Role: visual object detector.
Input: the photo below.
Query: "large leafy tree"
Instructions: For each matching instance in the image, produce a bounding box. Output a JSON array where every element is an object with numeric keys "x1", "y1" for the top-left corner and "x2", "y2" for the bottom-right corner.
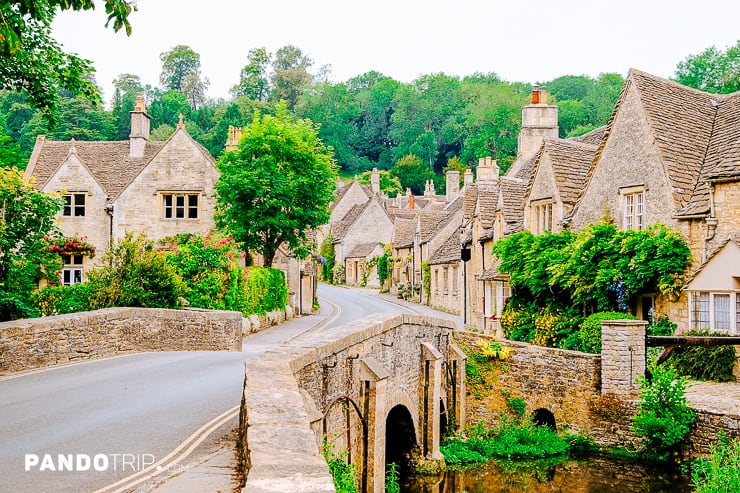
[
  {"x1": 159, "y1": 45, "x2": 209, "y2": 108},
  {"x1": 215, "y1": 104, "x2": 337, "y2": 267},
  {"x1": 674, "y1": 41, "x2": 740, "y2": 94},
  {"x1": 270, "y1": 45, "x2": 313, "y2": 110},
  {"x1": 390, "y1": 154, "x2": 434, "y2": 195},
  {"x1": 0, "y1": 1, "x2": 136, "y2": 123},
  {"x1": 0, "y1": 167, "x2": 63, "y2": 320},
  {"x1": 233, "y1": 47, "x2": 271, "y2": 101}
]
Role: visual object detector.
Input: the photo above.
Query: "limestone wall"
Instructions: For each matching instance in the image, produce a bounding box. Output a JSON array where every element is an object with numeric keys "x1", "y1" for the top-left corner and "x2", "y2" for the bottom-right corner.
[{"x1": 0, "y1": 307, "x2": 242, "y2": 374}]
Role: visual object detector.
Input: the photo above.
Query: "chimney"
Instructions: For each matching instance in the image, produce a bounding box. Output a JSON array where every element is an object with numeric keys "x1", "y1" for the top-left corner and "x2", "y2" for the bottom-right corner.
[
  {"x1": 463, "y1": 168, "x2": 474, "y2": 188},
  {"x1": 225, "y1": 125, "x2": 243, "y2": 152},
  {"x1": 476, "y1": 157, "x2": 500, "y2": 184},
  {"x1": 371, "y1": 167, "x2": 380, "y2": 194},
  {"x1": 446, "y1": 170, "x2": 460, "y2": 202},
  {"x1": 409, "y1": 194, "x2": 415, "y2": 210},
  {"x1": 424, "y1": 179, "x2": 436, "y2": 198},
  {"x1": 129, "y1": 93, "x2": 151, "y2": 158},
  {"x1": 531, "y1": 85, "x2": 540, "y2": 104}
]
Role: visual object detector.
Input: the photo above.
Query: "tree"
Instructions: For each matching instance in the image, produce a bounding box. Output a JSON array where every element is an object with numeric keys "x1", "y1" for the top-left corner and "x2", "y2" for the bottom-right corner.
[
  {"x1": 270, "y1": 45, "x2": 313, "y2": 110},
  {"x1": 159, "y1": 45, "x2": 209, "y2": 108},
  {"x1": 0, "y1": 167, "x2": 63, "y2": 320},
  {"x1": 215, "y1": 104, "x2": 337, "y2": 267},
  {"x1": 390, "y1": 154, "x2": 434, "y2": 195},
  {"x1": 674, "y1": 41, "x2": 740, "y2": 94},
  {"x1": 233, "y1": 47, "x2": 271, "y2": 101},
  {"x1": 111, "y1": 73, "x2": 142, "y2": 139},
  {"x1": 0, "y1": 1, "x2": 136, "y2": 123}
]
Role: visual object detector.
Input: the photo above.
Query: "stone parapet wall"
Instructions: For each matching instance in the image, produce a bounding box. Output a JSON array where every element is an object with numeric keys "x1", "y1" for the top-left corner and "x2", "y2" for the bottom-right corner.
[{"x1": 0, "y1": 307, "x2": 242, "y2": 374}]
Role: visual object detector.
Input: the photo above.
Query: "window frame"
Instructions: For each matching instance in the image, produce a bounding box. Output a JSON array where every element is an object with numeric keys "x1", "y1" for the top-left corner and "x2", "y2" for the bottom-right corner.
[
  {"x1": 61, "y1": 254, "x2": 84, "y2": 286},
  {"x1": 689, "y1": 291, "x2": 739, "y2": 334},
  {"x1": 161, "y1": 192, "x2": 200, "y2": 220},
  {"x1": 531, "y1": 199, "x2": 554, "y2": 234},
  {"x1": 620, "y1": 185, "x2": 646, "y2": 231},
  {"x1": 62, "y1": 193, "x2": 86, "y2": 217}
]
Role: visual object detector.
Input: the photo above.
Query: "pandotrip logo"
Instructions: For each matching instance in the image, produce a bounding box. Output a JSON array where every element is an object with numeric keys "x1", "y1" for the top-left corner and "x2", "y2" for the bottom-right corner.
[{"x1": 25, "y1": 453, "x2": 156, "y2": 472}]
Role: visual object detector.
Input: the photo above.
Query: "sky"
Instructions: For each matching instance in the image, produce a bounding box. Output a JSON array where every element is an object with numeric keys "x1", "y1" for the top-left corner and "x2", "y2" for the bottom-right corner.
[{"x1": 52, "y1": 0, "x2": 740, "y2": 107}]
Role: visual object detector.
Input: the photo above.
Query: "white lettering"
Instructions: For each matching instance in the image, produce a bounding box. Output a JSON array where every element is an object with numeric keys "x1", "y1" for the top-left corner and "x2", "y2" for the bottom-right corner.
[
  {"x1": 76, "y1": 454, "x2": 90, "y2": 471},
  {"x1": 39, "y1": 455, "x2": 55, "y2": 471},
  {"x1": 93, "y1": 454, "x2": 108, "y2": 472},
  {"x1": 24, "y1": 454, "x2": 39, "y2": 471},
  {"x1": 141, "y1": 454, "x2": 155, "y2": 469},
  {"x1": 122, "y1": 454, "x2": 135, "y2": 471},
  {"x1": 57, "y1": 454, "x2": 73, "y2": 471}
]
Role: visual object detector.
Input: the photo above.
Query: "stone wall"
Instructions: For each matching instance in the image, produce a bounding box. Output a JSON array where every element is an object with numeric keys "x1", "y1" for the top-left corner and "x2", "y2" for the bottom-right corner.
[
  {"x1": 0, "y1": 307, "x2": 242, "y2": 374},
  {"x1": 240, "y1": 313, "x2": 462, "y2": 493}
]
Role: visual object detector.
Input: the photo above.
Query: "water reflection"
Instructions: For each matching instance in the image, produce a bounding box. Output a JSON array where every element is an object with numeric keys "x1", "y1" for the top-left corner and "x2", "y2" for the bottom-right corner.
[{"x1": 401, "y1": 455, "x2": 693, "y2": 493}]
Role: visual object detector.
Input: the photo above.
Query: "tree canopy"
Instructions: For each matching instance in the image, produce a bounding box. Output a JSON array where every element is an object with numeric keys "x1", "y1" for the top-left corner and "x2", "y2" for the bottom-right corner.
[
  {"x1": 674, "y1": 41, "x2": 740, "y2": 94},
  {"x1": 0, "y1": 0, "x2": 136, "y2": 123},
  {"x1": 215, "y1": 104, "x2": 337, "y2": 266}
]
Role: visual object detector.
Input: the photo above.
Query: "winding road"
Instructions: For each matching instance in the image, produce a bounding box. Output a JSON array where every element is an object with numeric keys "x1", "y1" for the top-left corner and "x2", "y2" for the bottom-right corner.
[{"x1": 0, "y1": 284, "x2": 419, "y2": 493}]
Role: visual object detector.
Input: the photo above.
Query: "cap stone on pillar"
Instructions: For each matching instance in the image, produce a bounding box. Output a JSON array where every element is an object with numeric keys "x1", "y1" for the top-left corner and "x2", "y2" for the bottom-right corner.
[{"x1": 476, "y1": 157, "x2": 500, "y2": 184}]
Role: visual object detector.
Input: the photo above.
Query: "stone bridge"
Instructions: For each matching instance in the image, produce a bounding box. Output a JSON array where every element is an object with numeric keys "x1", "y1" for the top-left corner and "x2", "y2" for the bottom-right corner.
[{"x1": 238, "y1": 313, "x2": 465, "y2": 493}]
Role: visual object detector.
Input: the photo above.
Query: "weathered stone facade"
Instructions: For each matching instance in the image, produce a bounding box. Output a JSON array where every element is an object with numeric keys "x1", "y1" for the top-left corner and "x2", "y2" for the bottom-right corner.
[
  {"x1": 239, "y1": 313, "x2": 464, "y2": 493},
  {"x1": 0, "y1": 307, "x2": 242, "y2": 374}
]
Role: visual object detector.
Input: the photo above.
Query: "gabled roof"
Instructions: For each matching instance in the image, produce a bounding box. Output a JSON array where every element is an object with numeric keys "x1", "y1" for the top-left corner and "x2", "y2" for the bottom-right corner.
[
  {"x1": 392, "y1": 218, "x2": 416, "y2": 248},
  {"x1": 684, "y1": 232, "x2": 740, "y2": 286},
  {"x1": 542, "y1": 139, "x2": 598, "y2": 205},
  {"x1": 568, "y1": 125, "x2": 607, "y2": 146},
  {"x1": 429, "y1": 228, "x2": 461, "y2": 265},
  {"x1": 27, "y1": 138, "x2": 166, "y2": 199},
  {"x1": 500, "y1": 177, "x2": 528, "y2": 234},
  {"x1": 419, "y1": 196, "x2": 464, "y2": 244},
  {"x1": 703, "y1": 95, "x2": 740, "y2": 182},
  {"x1": 463, "y1": 184, "x2": 478, "y2": 221},
  {"x1": 332, "y1": 202, "x2": 367, "y2": 241},
  {"x1": 346, "y1": 242, "x2": 380, "y2": 259}
]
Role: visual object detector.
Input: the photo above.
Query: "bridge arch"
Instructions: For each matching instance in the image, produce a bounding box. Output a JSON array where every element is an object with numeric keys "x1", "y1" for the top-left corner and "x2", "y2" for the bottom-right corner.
[
  {"x1": 532, "y1": 408, "x2": 557, "y2": 430},
  {"x1": 385, "y1": 404, "x2": 417, "y2": 469}
]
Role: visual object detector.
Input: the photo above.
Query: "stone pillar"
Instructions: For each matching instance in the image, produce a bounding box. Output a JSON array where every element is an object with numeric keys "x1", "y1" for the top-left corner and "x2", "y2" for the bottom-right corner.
[
  {"x1": 448, "y1": 344, "x2": 467, "y2": 432},
  {"x1": 371, "y1": 167, "x2": 380, "y2": 194},
  {"x1": 360, "y1": 357, "x2": 389, "y2": 493},
  {"x1": 420, "y1": 342, "x2": 444, "y2": 460},
  {"x1": 601, "y1": 319, "x2": 647, "y2": 398}
]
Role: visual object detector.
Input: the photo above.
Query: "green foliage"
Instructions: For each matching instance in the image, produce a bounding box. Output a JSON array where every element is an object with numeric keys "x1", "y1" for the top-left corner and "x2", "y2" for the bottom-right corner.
[
  {"x1": 499, "y1": 302, "x2": 582, "y2": 349},
  {"x1": 670, "y1": 330, "x2": 737, "y2": 383},
  {"x1": 356, "y1": 169, "x2": 403, "y2": 196},
  {"x1": 499, "y1": 303, "x2": 538, "y2": 342},
  {"x1": 506, "y1": 398, "x2": 527, "y2": 417},
  {"x1": 32, "y1": 283, "x2": 94, "y2": 316},
  {"x1": 441, "y1": 418, "x2": 569, "y2": 466},
  {"x1": 648, "y1": 316, "x2": 677, "y2": 336},
  {"x1": 242, "y1": 267, "x2": 288, "y2": 315},
  {"x1": 321, "y1": 440, "x2": 359, "y2": 493},
  {"x1": 319, "y1": 235, "x2": 336, "y2": 283},
  {"x1": 376, "y1": 245, "x2": 391, "y2": 290},
  {"x1": 390, "y1": 154, "x2": 434, "y2": 195},
  {"x1": 675, "y1": 41, "x2": 740, "y2": 94},
  {"x1": 0, "y1": 167, "x2": 63, "y2": 321},
  {"x1": 493, "y1": 224, "x2": 692, "y2": 315},
  {"x1": 691, "y1": 433, "x2": 740, "y2": 493},
  {"x1": 579, "y1": 311, "x2": 636, "y2": 354},
  {"x1": 0, "y1": 1, "x2": 135, "y2": 123},
  {"x1": 215, "y1": 103, "x2": 337, "y2": 266},
  {"x1": 421, "y1": 260, "x2": 431, "y2": 300},
  {"x1": 385, "y1": 462, "x2": 401, "y2": 493},
  {"x1": 85, "y1": 233, "x2": 184, "y2": 310},
  {"x1": 633, "y1": 364, "x2": 697, "y2": 461}
]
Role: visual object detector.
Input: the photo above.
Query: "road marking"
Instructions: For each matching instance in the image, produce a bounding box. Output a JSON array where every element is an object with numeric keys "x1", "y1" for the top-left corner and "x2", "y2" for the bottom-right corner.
[
  {"x1": 284, "y1": 295, "x2": 342, "y2": 343},
  {"x1": 93, "y1": 405, "x2": 239, "y2": 493}
]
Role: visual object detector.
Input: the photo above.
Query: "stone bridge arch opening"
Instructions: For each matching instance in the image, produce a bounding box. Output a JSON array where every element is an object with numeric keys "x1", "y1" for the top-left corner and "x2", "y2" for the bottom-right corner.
[
  {"x1": 385, "y1": 404, "x2": 417, "y2": 471},
  {"x1": 532, "y1": 408, "x2": 556, "y2": 430},
  {"x1": 439, "y1": 399, "x2": 449, "y2": 438}
]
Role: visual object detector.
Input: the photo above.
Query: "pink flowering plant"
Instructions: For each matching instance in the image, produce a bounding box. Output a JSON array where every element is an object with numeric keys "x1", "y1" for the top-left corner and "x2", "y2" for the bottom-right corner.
[{"x1": 47, "y1": 235, "x2": 96, "y2": 258}]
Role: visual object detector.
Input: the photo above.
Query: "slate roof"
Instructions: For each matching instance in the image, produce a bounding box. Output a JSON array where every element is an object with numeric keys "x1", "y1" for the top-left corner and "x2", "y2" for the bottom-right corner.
[
  {"x1": 569, "y1": 126, "x2": 607, "y2": 146},
  {"x1": 463, "y1": 184, "x2": 478, "y2": 221},
  {"x1": 418, "y1": 197, "x2": 463, "y2": 244},
  {"x1": 27, "y1": 138, "x2": 167, "y2": 200},
  {"x1": 703, "y1": 94, "x2": 740, "y2": 182},
  {"x1": 500, "y1": 177, "x2": 529, "y2": 234},
  {"x1": 332, "y1": 201, "x2": 368, "y2": 241},
  {"x1": 392, "y1": 218, "x2": 417, "y2": 248},
  {"x1": 477, "y1": 183, "x2": 499, "y2": 230},
  {"x1": 332, "y1": 181, "x2": 374, "y2": 211},
  {"x1": 346, "y1": 242, "x2": 379, "y2": 259},
  {"x1": 429, "y1": 228, "x2": 461, "y2": 265},
  {"x1": 543, "y1": 139, "x2": 598, "y2": 205}
]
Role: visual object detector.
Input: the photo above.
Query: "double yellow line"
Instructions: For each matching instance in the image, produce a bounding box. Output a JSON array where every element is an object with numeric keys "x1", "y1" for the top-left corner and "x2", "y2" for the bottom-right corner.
[{"x1": 93, "y1": 405, "x2": 239, "y2": 493}]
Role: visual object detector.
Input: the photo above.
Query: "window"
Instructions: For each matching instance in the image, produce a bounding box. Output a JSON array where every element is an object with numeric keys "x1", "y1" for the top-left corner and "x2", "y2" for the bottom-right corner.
[
  {"x1": 61, "y1": 254, "x2": 84, "y2": 286},
  {"x1": 163, "y1": 193, "x2": 199, "y2": 219},
  {"x1": 690, "y1": 291, "x2": 739, "y2": 334},
  {"x1": 62, "y1": 194, "x2": 86, "y2": 217},
  {"x1": 532, "y1": 201, "x2": 553, "y2": 234},
  {"x1": 624, "y1": 190, "x2": 645, "y2": 230}
]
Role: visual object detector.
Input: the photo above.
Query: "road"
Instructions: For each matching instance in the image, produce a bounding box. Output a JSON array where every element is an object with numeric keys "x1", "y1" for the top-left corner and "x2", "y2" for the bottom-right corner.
[{"x1": 0, "y1": 284, "x2": 413, "y2": 493}]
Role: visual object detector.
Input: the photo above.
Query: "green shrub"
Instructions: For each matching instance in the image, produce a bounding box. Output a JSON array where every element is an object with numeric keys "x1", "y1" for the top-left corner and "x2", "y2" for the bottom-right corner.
[
  {"x1": 691, "y1": 433, "x2": 740, "y2": 493},
  {"x1": 385, "y1": 462, "x2": 401, "y2": 493},
  {"x1": 579, "y1": 311, "x2": 636, "y2": 353},
  {"x1": 506, "y1": 398, "x2": 527, "y2": 417},
  {"x1": 633, "y1": 364, "x2": 696, "y2": 461},
  {"x1": 321, "y1": 440, "x2": 359, "y2": 493},
  {"x1": 32, "y1": 284, "x2": 94, "y2": 315},
  {"x1": 500, "y1": 304, "x2": 537, "y2": 342},
  {"x1": 670, "y1": 329, "x2": 737, "y2": 382},
  {"x1": 648, "y1": 316, "x2": 677, "y2": 336},
  {"x1": 532, "y1": 308, "x2": 583, "y2": 348},
  {"x1": 242, "y1": 267, "x2": 288, "y2": 315}
]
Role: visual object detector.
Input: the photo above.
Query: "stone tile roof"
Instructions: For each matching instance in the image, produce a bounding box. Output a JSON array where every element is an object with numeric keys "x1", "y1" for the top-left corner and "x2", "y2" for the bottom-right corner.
[
  {"x1": 703, "y1": 94, "x2": 740, "y2": 182},
  {"x1": 477, "y1": 183, "x2": 499, "y2": 230},
  {"x1": 568, "y1": 125, "x2": 607, "y2": 146},
  {"x1": 544, "y1": 139, "x2": 598, "y2": 205},
  {"x1": 27, "y1": 138, "x2": 166, "y2": 199},
  {"x1": 346, "y1": 242, "x2": 379, "y2": 259},
  {"x1": 429, "y1": 228, "x2": 461, "y2": 265},
  {"x1": 392, "y1": 218, "x2": 417, "y2": 248},
  {"x1": 500, "y1": 177, "x2": 528, "y2": 234},
  {"x1": 332, "y1": 201, "x2": 369, "y2": 241},
  {"x1": 463, "y1": 184, "x2": 478, "y2": 221},
  {"x1": 418, "y1": 196, "x2": 463, "y2": 244}
]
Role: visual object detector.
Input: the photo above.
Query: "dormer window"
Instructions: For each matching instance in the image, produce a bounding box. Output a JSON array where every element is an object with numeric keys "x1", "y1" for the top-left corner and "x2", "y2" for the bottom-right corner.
[
  {"x1": 531, "y1": 199, "x2": 553, "y2": 234},
  {"x1": 162, "y1": 193, "x2": 199, "y2": 219},
  {"x1": 62, "y1": 193, "x2": 86, "y2": 217}
]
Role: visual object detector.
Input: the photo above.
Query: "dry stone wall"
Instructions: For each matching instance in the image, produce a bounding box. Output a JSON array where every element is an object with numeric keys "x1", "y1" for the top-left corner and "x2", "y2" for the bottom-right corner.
[{"x1": 0, "y1": 307, "x2": 242, "y2": 374}]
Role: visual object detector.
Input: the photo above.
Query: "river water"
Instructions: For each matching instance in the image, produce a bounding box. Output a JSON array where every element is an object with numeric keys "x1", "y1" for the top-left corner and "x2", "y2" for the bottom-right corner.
[{"x1": 401, "y1": 455, "x2": 694, "y2": 493}]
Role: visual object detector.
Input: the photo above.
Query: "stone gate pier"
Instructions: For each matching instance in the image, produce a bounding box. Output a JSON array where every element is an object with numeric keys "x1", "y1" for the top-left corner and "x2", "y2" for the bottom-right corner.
[{"x1": 238, "y1": 313, "x2": 465, "y2": 493}]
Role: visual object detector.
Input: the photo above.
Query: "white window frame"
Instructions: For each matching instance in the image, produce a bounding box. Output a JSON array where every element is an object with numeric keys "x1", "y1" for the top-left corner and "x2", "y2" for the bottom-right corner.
[
  {"x1": 62, "y1": 193, "x2": 86, "y2": 217},
  {"x1": 162, "y1": 192, "x2": 200, "y2": 219},
  {"x1": 620, "y1": 185, "x2": 645, "y2": 231},
  {"x1": 531, "y1": 199, "x2": 554, "y2": 234},
  {"x1": 689, "y1": 291, "x2": 739, "y2": 334},
  {"x1": 61, "y1": 254, "x2": 84, "y2": 286}
]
